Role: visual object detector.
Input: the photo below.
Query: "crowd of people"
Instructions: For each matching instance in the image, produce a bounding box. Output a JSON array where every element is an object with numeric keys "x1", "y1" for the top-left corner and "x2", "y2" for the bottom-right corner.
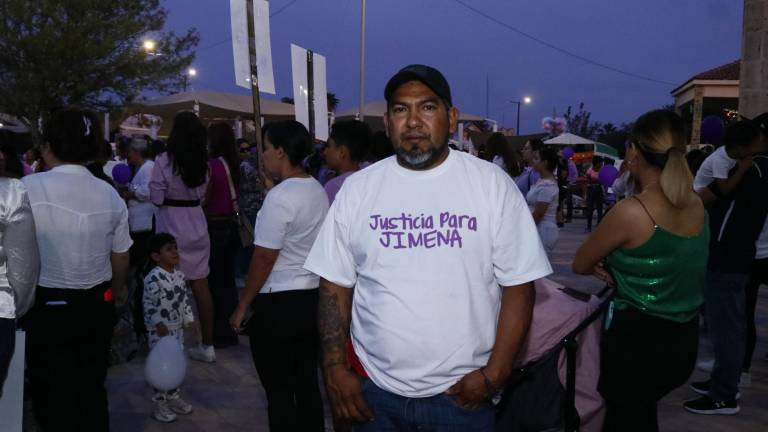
[{"x1": 0, "y1": 63, "x2": 766, "y2": 432}]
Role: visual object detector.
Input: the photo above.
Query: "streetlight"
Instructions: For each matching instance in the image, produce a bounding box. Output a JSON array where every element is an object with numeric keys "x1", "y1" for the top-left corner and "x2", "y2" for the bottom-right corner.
[
  {"x1": 183, "y1": 67, "x2": 197, "y2": 92},
  {"x1": 509, "y1": 97, "x2": 533, "y2": 135},
  {"x1": 142, "y1": 39, "x2": 156, "y2": 53}
]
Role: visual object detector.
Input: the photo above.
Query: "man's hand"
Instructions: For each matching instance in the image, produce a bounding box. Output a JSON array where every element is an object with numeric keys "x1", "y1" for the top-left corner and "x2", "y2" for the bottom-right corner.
[
  {"x1": 445, "y1": 369, "x2": 492, "y2": 410},
  {"x1": 325, "y1": 366, "x2": 374, "y2": 422},
  {"x1": 156, "y1": 322, "x2": 169, "y2": 337},
  {"x1": 737, "y1": 156, "x2": 754, "y2": 173},
  {"x1": 229, "y1": 304, "x2": 248, "y2": 332}
]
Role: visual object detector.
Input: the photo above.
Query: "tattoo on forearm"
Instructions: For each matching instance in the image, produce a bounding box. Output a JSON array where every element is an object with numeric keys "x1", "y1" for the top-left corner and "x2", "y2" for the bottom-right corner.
[{"x1": 318, "y1": 287, "x2": 349, "y2": 368}]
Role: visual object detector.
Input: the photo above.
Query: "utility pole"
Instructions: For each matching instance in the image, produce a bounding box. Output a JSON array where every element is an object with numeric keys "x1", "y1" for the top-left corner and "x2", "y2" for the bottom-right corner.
[
  {"x1": 246, "y1": 0, "x2": 266, "y2": 177},
  {"x1": 359, "y1": 0, "x2": 366, "y2": 121}
]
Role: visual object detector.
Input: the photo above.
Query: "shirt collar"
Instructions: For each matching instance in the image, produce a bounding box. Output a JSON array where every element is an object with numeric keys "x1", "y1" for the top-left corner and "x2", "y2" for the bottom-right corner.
[{"x1": 50, "y1": 164, "x2": 92, "y2": 175}]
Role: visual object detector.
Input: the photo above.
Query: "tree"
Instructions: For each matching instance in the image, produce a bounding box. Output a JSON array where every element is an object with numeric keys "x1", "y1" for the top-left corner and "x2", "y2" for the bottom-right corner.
[
  {"x1": 563, "y1": 102, "x2": 600, "y2": 139},
  {"x1": 0, "y1": 0, "x2": 199, "y2": 139}
]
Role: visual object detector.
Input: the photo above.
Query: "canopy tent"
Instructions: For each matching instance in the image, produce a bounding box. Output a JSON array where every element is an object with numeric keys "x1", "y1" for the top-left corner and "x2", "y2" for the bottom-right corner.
[
  {"x1": 593, "y1": 142, "x2": 620, "y2": 160},
  {"x1": 131, "y1": 90, "x2": 296, "y2": 135},
  {"x1": 335, "y1": 100, "x2": 485, "y2": 131},
  {"x1": 543, "y1": 133, "x2": 595, "y2": 146}
]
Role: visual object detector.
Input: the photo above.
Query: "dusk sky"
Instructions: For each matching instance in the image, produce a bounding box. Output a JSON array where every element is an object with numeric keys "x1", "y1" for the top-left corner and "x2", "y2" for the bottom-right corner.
[{"x1": 163, "y1": 0, "x2": 743, "y2": 133}]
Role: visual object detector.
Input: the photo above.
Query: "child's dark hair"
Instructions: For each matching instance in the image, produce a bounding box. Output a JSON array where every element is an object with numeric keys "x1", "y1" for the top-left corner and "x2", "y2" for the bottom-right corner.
[
  {"x1": 148, "y1": 233, "x2": 176, "y2": 256},
  {"x1": 723, "y1": 120, "x2": 762, "y2": 151},
  {"x1": 330, "y1": 120, "x2": 372, "y2": 162}
]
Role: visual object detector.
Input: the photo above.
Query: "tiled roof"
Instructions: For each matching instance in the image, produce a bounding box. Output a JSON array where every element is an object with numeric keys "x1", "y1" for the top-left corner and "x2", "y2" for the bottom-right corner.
[
  {"x1": 671, "y1": 61, "x2": 740, "y2": 95},
  {"x1": 691, "y1": 60, "x2": 740, "y2": 81}
]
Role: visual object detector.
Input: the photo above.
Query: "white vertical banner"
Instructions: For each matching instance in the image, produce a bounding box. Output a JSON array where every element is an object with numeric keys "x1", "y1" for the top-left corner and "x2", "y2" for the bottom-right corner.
[
  {"x1": 291, "y1": 44, "x2": 310, "y2": 131},
  {"x1": 312, "y1": 53, "x2": 329, "y2": 141},
  {"x1": 252, "y1": 0, "x2": 276, "y2": 94},
  {"x1": 230, "y1": 0, "x2": 250, "y2": 89}
]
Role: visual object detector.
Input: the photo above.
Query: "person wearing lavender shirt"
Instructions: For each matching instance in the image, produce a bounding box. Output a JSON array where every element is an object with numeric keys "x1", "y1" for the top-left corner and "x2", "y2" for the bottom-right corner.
[
  {"x1": 323, "y1": 120, "x2": 372, "y2": 203},
  {"x1": 149, "y1": 112, "x2": 216, "y2": 363},
  {"x1": 516, "y1": 139, "x2": 543, "y2": 196}
]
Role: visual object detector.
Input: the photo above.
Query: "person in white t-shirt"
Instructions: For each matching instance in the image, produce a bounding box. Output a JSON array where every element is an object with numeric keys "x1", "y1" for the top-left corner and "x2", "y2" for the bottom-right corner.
[
  {"x1": 527, "y1": 146, "x2": 560, "y2": 255},
  {"x1": 693, "y1": 123, "x2": 758, "y2": 205},
  {"x1": 22, "y1": 108, "x2": 132, "y2": 431},
  {"x1": 229, "y1": 121, "x2": 329, "y2": 432},
  {"x1": 304, "y1": 65, "x2": 551, "y2": 431}
]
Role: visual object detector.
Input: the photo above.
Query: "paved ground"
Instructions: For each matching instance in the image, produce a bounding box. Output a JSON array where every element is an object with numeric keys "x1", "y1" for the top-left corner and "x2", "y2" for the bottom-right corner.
[{"x1": 99, "y1": 219, "x2": 767, "y2": 431}]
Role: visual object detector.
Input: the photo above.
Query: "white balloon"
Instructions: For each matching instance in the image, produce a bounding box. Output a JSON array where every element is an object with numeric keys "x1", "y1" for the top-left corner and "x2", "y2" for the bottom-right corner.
[{"x1": 144, "y1": 336, "x2": 187, "y2": 391}]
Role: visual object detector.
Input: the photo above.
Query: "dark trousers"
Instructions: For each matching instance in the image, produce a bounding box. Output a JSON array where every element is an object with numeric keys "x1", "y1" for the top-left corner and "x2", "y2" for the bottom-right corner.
[
  {"x1": 129, "y1": 230, "x2": 153, "y2": 339},
  {"x1": 0, "y1": 317, "x2": 14, "y2": 398},
  {"x1": 559, "y1": 185, "x2": 574, "y2": 221},
  {"x1": 744, "y1": 258, "x2": 767, "y2": 371},
  {"x1": 207, "y1": 218, "x2": 239, "y2": 347},
  {"x1": 248, "y1": 289, "x2": 324, "y2": 432},
  {"x1": 25, "y1": 282, "x2": 116, "y2": 431},
  {"x1": 585, "y1": 185, "x2": 604, "y2": 230},
  {"x1": 704, "y1": 270, "x2": 748, "y2": 401},
  {"x1": 599, "y1": 308, "x2": 698, "y2": 432}
]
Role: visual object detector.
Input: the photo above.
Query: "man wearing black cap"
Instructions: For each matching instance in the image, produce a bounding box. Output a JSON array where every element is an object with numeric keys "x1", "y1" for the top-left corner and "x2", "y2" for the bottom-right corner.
[{"x1": 305, "y1": 65, "x2": 551, "y2": 430}]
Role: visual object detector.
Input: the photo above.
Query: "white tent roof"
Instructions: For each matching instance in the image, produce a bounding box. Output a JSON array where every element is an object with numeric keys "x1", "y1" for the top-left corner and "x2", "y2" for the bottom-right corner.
[
  {"x1": 544, "y1": 133, "x2": 595, "y2": 145},
  {"x1": 135, "y1": 90, "x2": 296, "y2": 119},
  {"x1": 336, "y1": 100, "x2": 484, "y2": 122}
]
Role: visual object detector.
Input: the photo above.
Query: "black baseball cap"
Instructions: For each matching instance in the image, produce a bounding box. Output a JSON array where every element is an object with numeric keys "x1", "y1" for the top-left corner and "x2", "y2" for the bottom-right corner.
[{"x1": 384, "y1": 65, "x2": 452, "y2": 107}]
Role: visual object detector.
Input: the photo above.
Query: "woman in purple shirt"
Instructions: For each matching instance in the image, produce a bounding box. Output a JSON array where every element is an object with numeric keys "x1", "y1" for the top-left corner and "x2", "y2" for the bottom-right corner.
[
  {"x1": 323, "y1": 120, "x2": 372, "y2": 203},
  {"x1": 204, "y1": 122, "x2": 241, "y2": 348},
  {"x1": 149, "y1": 112, "x2": 215, "y2": 362}
]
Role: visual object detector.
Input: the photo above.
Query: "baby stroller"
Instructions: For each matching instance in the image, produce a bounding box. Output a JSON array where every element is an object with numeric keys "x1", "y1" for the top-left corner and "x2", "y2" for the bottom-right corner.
[{"x1": 496, "y1": 278, "x2": 613, "y2": 432}]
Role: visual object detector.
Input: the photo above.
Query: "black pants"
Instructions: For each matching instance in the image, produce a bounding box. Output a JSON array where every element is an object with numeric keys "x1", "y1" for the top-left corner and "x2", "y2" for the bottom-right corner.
[
  {"x1": 248, "y1": 289, "x2": 324, "y2": 432},
  {"x1": 25, "y1": 282, "x2": 116, "y2": 431},
  {"x1": 599, "y1": 308, "x2": 698, "y2": 432},
  {"x1": 559, "y1": 185, "x2": 573, "y2": 221},
  {"x1": 585, "y1": 185, "x2": 604, "y2": 230},
  {"x1": 129, "y1": 230, "x2": 153, "y2": 339},
  {"x1": 744, "y1": 257, "x2": 768, "y2": 370},
  {"x1": 0, "y1": 317, "x2": 14, "y2": 398},
  {"x1": 207, "y1": 218, "x2": 239, "y2": 347}
]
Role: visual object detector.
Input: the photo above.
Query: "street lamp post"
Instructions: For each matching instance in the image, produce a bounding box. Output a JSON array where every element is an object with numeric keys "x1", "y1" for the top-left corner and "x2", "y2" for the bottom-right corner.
[
  {"x1": 509, "y1": 96, "x2": 532, "y2": 135},
  {"x1": 183, "y1": 67, "x2": 197, "y2": 92}
]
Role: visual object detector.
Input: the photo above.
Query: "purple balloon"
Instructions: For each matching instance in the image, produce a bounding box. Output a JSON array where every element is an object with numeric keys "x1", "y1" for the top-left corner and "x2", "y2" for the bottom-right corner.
[
  {"x1": 598, "y1": 165, "x2": 619, "y2": 188},
  {"x1": 112, "y1": 163, "x2": 132, "y2": 185},
  {"x1": 701, "y1": 116, "x2": 725, "y2": 144},
  {"x1": 563, "y1": 146, "x2": 575, "y2": 159}
]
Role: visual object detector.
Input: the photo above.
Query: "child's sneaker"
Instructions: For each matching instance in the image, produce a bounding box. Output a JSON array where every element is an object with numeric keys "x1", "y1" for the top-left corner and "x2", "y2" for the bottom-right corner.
[
  {"x1": 152, "y1": 397, "x2": 178, "y2": 423},
  {"x1": 167, "y1": 391, "x2": 193, "y2": 415},
  {"x1": 187, "y1": 344, "x2": 215, "y2": 363}
]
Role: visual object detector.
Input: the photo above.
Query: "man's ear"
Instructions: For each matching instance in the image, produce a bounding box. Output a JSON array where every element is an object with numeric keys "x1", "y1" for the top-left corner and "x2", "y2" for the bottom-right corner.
[
  {"x1": 383, "y1": 112, "x2": 391, "y2": 138},
  {"x1": 448, "y1": 106, "x2": 459, "y2": 134}
]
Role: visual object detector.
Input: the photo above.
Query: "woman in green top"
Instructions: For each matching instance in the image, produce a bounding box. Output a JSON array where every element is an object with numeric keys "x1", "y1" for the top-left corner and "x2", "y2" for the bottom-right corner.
[{"x1": 573, "y1": 110, "x2": 708, "y2": 432}]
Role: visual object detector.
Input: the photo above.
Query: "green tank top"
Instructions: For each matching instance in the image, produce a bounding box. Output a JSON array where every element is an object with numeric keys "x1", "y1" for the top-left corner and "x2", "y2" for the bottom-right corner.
[{"x1": 605, "y1": 198, "x2": 709, "y2": 323}]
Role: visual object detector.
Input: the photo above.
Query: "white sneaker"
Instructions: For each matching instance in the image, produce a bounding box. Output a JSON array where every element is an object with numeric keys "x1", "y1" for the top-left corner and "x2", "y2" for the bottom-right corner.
[
  {"x1": 153, "y1": 398, "x2": 177, "y2": 423},
  {"x1": 187, "y1": 344, "x2": 216, "y2": 363},
  {"x1": 697, "y1": 359, "x2": 715, "y2": 373},
  {"x1": 740, "y1": 371, "x2": 752, "y2": 388},
  {"x1": 167, "y1": 391, "x2": 193, "y2": 415}
]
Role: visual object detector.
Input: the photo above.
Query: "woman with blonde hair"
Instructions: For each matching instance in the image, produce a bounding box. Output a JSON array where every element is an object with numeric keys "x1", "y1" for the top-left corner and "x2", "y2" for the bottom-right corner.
[{"x1": 573, "y1": 110, "x2": 708, "y2": 432}]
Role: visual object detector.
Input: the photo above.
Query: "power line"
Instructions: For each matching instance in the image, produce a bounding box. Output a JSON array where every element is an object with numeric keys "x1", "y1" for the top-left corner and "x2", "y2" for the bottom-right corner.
[
  {"x1": 450, "y1": 0, "x2": 677, "y2": 86},
  {"x1": 197, "y1": 0, "x2": 301, "y2": 52}
]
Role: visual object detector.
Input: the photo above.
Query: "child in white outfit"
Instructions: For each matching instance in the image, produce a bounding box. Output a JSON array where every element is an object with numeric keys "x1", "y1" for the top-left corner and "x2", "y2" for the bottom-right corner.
[{"x1": 143, "y1": 233, "x2": 195, "y2": 423}]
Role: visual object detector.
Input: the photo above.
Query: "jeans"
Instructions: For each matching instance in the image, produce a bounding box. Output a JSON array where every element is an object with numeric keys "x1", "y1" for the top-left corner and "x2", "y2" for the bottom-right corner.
[
  {"x1": 355, "y1": 379, "x2": 494, "y2": 432},
  {"x1": 744, "y1": 258, "x2": 768, "y2": 371},
  {"x1": 207, "y1": 218, "x2": 239, "y2": 347},
  {"x1": 704, "y1": 270, "x2": 749, "y2": 401},
  {"x1": 585, "y1": 185, "x2": 604, "y2": 230}
]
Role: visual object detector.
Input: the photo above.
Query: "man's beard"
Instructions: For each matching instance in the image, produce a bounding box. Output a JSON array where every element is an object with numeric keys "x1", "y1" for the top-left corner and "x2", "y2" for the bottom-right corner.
[{"x1": 395, "y1": 140, "x2": 448, "y2": 170}]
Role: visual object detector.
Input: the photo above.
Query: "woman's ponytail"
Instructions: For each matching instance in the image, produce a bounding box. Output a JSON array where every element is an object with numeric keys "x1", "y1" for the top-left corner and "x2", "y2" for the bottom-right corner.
[{"x1": 659, "y1": 146, "x2": 694, "y2": 208}]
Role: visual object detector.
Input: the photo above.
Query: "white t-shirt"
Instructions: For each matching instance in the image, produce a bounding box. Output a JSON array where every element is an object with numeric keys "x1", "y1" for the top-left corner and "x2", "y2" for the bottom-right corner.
[
  {"x1": 127, "y1": 160, "x2": 156, "y2": 232},
  {"x1": 693, "y1": 146, "x2": 736, "y2": 192},
  {"x1": 254, "y1": 177, "x2": 329, "y2": 293},
  {"x1": 22, "y1": 164, "x2": 132, "y2": 289},
  {"x1": 526, "y1": 178, "x2": 559, "y2": 225},
  {"x1": 304, "y1": 150, "x2": 552, "y2": 397}
]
